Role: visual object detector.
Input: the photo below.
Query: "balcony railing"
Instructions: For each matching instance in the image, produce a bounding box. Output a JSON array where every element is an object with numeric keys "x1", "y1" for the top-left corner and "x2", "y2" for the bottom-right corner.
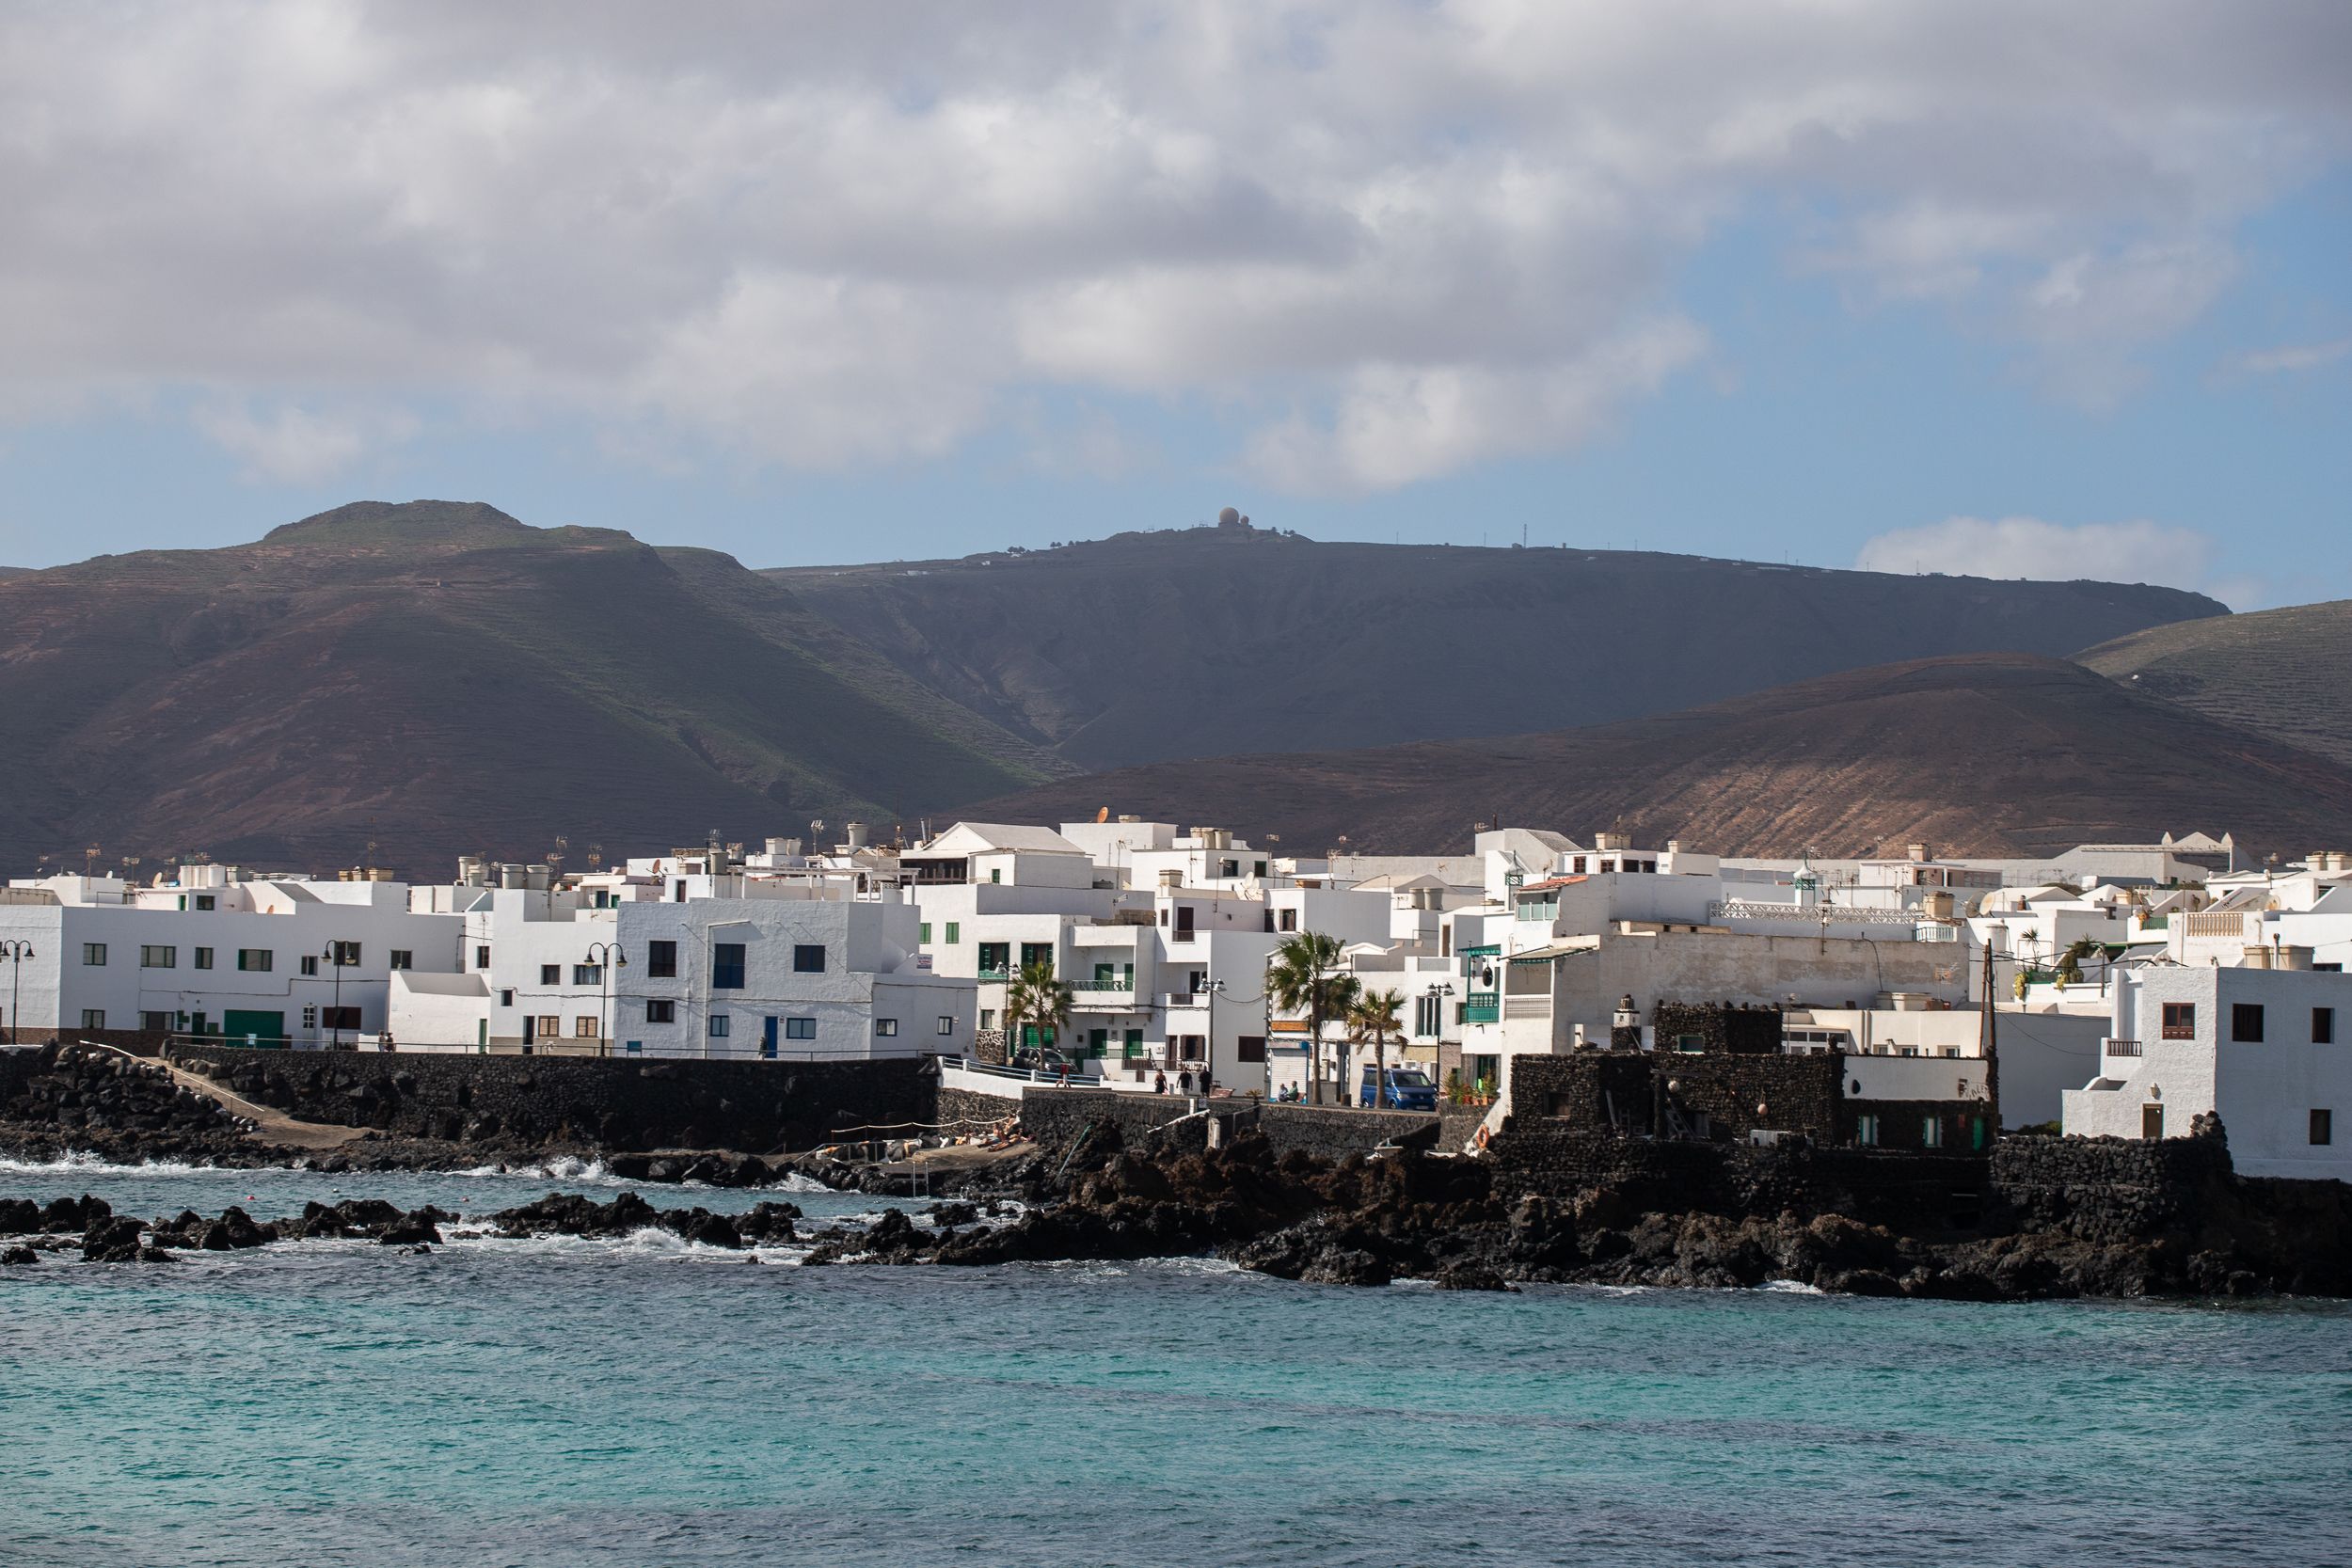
[
  {"x1": 1464, "y1": 993, "x2": 1500, "y2": 1023},
  {"x1": 977, "y1": 968, "x2": 1009, "y2": 983},
  {"x1": 1072, "y1": 979, "x2": 1135, "y2": 991},
  {"x1": 2104, "y1": 1038, "x2": 2143, "y2": 1057}
]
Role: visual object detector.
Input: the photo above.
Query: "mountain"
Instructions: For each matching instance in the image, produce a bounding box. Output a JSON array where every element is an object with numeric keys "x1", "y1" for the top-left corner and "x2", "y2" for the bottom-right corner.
[
  {"x1": 0, "y1": 502, "x2": 1059, "y2": 877},
  {"x1": 771, "y1": 523, "x2": 2227, "y2": 770},
  {"x1": 2075, "y1": 600, "x2": 2352, "y2": 770},
  {"x1": 958, "y1": 653, "x2": 2352, "y2": 859}
]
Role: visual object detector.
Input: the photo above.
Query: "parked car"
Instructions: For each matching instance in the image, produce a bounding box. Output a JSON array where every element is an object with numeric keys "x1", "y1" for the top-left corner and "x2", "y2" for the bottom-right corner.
[{"x1": 1359, "y1": 1066, "x2": 1438, "y2": 1111}]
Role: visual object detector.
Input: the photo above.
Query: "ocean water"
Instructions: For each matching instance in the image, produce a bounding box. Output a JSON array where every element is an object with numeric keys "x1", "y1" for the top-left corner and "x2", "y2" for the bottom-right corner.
[{"x1": 3, "y1": 1160, "x2": 2347, "y2": 1567}]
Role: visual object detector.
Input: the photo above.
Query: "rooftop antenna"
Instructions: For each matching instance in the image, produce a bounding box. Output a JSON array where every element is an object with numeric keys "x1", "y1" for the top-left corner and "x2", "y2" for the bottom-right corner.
[
  {"x1": 587, "y1": 843, "x2": 604, "y2": 872},
  {"x1": 84, "y1": 844, "x2": 102, "y2": 876}
]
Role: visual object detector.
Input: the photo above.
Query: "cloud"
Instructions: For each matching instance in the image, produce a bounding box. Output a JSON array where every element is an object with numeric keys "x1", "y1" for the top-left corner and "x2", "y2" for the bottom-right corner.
[
  {"x1": 2227, "y1": 336, "x2": 2352, "y2": 375},
  {"x1": 1854, "y1": 515, "x2": 2258, "y2": 607},
  {"x1": 192, "y1": 399, "x2": 420, "y2": 484},
  {"x1": 0, "y1": 2, "x2": 2345, "y2": 493}
]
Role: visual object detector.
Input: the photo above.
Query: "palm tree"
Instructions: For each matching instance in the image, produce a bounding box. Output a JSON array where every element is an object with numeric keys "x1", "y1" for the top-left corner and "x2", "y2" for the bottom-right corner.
[
  {"x1": 1004, "y1": 960, "x2": 1073, "y2": 1067},
  {"x1": 1348, "y1": 989, "x2": 1405, "y2": 1108},
  {"x1": 2055, "y1": 937, "x2": 2098, "y2": 987},
  {"x1": 1268, "y1": 931, "x2": 1359, "y2": 1105}
]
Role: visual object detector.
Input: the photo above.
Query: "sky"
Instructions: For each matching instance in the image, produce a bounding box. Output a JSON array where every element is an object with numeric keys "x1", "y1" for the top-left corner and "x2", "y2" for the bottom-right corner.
[{"x1": 1, "y1": 2, "x2": 2346, "y2": 609}]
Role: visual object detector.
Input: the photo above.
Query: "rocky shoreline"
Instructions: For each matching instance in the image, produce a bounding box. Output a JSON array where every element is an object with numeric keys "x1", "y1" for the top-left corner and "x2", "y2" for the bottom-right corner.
[{"x1": 9, "y1": 1118, "x2": 2347, "y2": 1301}]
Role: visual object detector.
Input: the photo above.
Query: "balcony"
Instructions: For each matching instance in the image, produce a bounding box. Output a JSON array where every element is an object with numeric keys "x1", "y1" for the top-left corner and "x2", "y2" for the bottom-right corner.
[
  {"x1": 2104, "y1": 1038, "x2": 2144, "y2": 1057},
  {"x1": 1072, "y1": 979, "x2": 1136, "y2": 992},
  {"x1": 1464, "y1": 993, "x2": 1500, "y2": 1023},
  {"x1": 977, "y1": 968, "x2": 1010, "y2": 983}
]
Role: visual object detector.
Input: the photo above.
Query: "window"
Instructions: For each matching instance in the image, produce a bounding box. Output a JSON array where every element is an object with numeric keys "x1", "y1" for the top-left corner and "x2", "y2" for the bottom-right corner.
[
  {"x1": 475, "y1": 944, "x2": 491, "y2": 970},
  {"x1": 540, "y1": 963, "x2": 562, "y2": 985},
  {"x1": 919, "y1": 922, "x2": 932, "y2": 943},
  {"x1": 1922, "y1": 1117, "x2": 1944, "y2": 1149},
  {"x1": 1254, "y1": 861, "x2": 1267, "y2": 878},
  {"x1": 1237, "y1": 1035, "x2": 1267, "y2": 1064},
  {"x1": 945, "y1": 922, "x2": 960, "y2": 944},
  {"x1": 2232, "y1": 1003, "x2": 2265, "y2": 1043},
  {"x1": 2313, "y1": 1109, "x2": 2334, "y2": 1147},
  {"x1": 645, "y1": 999, "x2": 675, "y2": 1023},
  {"x1": 1279, "y1": 908, "x2": 1297, "y2": 932},
  {"x1": 193, "y1": 947, "x2": 214, "y2": 970},
  {"x1": 875, "y1": 1018, "x2": 898, "y2": 1037},
  {"x1": 237, "y1": 949, "x2": 273, "y2": 973},
  {"x1": 498, "y1": 989, "x2": 515, "y2": 1007},
  {"x1": 2161, "y1": 1002, "x2": 2196, "y2": 1039},
  {"x1": 979, "y1": 1008, "x2": 995, "y2": 1029},
  {"x1": 194, "y1": 895, "x2": 215, "y2": 911},
  {"x1": 1675, "y1": 1034, "x2": 1704, "y2": 1053},
  {"x1": 1855, "y1": 1114, "x2": 1880, "y2": 1148},
  {"x1": 1020, "y1": 942, "x2": 1054, "y2": 973},
  {"x1": 81, "y1": 1008, "x2": 105, "y2": 1030},
  {"x1": 537, "y1": 1015, "x2": 561, "y2": 1038},
  {"x1": 938, "y1": 1016, "x2": 957, "y2": 1036},
  {"x1": 573, "y1": 963, "x2": 600, "y2": 986},
  {"x1": 978, "y1": 942, "x2": 1009, "y2": 975},
  {"x1": 785, "y1": 1017, "x2": 817, "y2": 1040},
  {"x1": 646, "y1": 940, "x2": 677, "y2": 978},
  {"x1": 2316, "y1": 1007, "x2": 2336, "y2": 1046},
  {"x1": 389, "y1": 950, "x2": 413, "y2": 972},
  {"x1": 322, "y1": 1006, "x2": 360, "y2": 1032},
  {"x1": 576, "y1": 1016, "x2": 597, "y2": 1037},
  {"x1": 301, "y1": 1006, "x2": 318, "y2": 1028},
  {"x1": 712, "y1": 943, "x2": 746, "y2": 989},
  {"x1": 708, "y1": 1014, "x2": 730, "y2": 1037},
  {"x1": 141, "y1": 945, "x2": 176, "y2": 969},
  {"x1": 329, "y1": 941, "x2": 360, "y2": 967},
  {"x1": 141, "y1": 1011, "x2": 169, "y2": 1033},
  {"x1": 793, "y1": 943, "x2": 826, "y2": 974},
  {"x1": 300, "y1": 955, "x2": 319, "y2": 977},
  {"x1": 990, "y1": 867, "x2": 1002, "y2": 884}
]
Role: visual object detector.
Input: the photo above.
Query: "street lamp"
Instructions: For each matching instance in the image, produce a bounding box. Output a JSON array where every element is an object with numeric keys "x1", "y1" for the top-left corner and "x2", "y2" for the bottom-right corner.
[
  {"x1": 1, "y1": 940, "x2": 32, "y2": 1046},
  {"x1": 1422, "y1": 980, "x2": 1455, "y2": 1100},
  {"x1": 585, "y1": 941, "x2": 627, "y2": 1058},
  {"x1": 322, "y1": 942, "x2": 346, "y2": 1049}
]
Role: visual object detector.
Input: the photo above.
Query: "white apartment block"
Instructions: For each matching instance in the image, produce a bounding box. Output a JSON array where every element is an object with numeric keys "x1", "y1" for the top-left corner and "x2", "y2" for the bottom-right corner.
[
  {"x1": 392, "y1": 881, "x2": 968, "y2": 1060},
  {"x1": 2063, "y1": 965, "x2": 2350, "y2": 1179},
  {"x1": 0, "y1": 864, "x2": 461, "y2": 1046}
]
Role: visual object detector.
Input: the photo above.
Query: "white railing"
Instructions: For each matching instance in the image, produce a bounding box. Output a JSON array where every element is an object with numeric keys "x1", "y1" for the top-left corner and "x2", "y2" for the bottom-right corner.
[
  {"x1": 2103, "y1": 1037, "x2": 2144, "y2": 1058},
  {"x1": 1710, "y1": 900, "x2": 1930, "y2": 927}
]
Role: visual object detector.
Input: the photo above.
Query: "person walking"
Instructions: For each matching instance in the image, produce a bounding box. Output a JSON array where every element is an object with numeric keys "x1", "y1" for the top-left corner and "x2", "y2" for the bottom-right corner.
[{"x1": 1153, "y1": 1069, "x2": 1168, "y2": 1094}]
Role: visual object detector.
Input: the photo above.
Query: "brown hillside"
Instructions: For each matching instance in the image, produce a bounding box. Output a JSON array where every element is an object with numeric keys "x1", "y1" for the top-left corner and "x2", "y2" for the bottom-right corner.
[
  {"x1": 2076, "y1": 600, "x2": 2352, "y2": 770},
  {"x1": 771, "y1": 526, "x2": 2226, "y2": 770},
  {"x1": 960, "y1": 653, "x2": 2352, "y2": 859},
  {"x1": 0, "y1": 502, "x2": 1059, "y2": 877}
]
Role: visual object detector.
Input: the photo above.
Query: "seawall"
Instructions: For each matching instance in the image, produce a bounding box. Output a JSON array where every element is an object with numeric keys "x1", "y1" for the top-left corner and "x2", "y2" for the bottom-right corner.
[{"x1": 160, "y1": 1043, "x2": 935, "y2": 1154}]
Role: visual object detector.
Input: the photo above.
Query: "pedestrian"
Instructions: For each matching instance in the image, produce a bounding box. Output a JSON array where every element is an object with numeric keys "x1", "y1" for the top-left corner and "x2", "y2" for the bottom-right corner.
[{"x1": 1153, "y1": 1069, "x2": 1168, "y2": 1094}]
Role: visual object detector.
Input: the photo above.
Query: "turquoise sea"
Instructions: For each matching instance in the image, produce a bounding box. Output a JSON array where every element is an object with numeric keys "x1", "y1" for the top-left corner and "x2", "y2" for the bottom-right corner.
[{"x1": 2, "y1": 1157, "x2": 2346, "y2": 1567}]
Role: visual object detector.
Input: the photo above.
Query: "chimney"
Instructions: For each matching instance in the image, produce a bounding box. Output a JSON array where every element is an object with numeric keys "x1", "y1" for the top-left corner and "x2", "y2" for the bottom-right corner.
[{"x1": 1907, "y1": 842, "x2": 1931, "y2": 863}]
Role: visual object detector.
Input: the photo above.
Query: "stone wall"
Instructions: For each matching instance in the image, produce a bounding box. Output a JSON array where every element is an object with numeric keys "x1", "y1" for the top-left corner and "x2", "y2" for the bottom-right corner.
[
  {"x1": 1510, "y1": 1051, "x2": 1844, "y2": 1143},
  {"x1": 1986, "y1": 1124, "x2": 2235, "y2": 1243},
  {"x1": 162, "y1": 1042, "x2": 933, "y2": 1154},
  {"x1": 934, "y1": 1085, "x2": 1022, "y2": 1132},
  {"x1": 1652, "y1": 1002, "x2": 1783, "y2": 1055},
  {"x1": 1016, "y1": 1089, "x2": 1442, "y2": 1164}
]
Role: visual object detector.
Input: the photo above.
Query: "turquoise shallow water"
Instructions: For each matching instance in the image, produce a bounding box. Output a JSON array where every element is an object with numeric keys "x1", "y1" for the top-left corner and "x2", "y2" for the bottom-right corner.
[{"x1": 3, "y1": 1160, "x2": 2348, "y2": 1567}]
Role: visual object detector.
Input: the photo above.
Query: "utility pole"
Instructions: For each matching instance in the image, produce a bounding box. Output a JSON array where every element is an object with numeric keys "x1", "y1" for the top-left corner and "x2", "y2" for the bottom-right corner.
[{"x1": 1979, "y1": 940, "x2": 2000, "y2": 1139}]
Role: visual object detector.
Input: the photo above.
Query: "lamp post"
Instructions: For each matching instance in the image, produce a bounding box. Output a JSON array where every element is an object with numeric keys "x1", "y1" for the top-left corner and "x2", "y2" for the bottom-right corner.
[
  {"x1": 1422, "y1": 980, "x2": 1455, "y2": 1098},
  {"x1": 585, "y1": 941, "x2": 626, "y2": 1058},
  {"x1": 1, "y1": 940, "x2": 31, "y2": 1046},
  {"x1": 322, "y1": 942, "x2": 345, "y2": 1049}
]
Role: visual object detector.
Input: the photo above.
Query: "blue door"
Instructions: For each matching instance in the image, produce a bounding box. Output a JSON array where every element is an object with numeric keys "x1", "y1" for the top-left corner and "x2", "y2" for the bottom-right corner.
[{"x1": 761, "y1": 1017, "x2": 779, "y2": 1058}]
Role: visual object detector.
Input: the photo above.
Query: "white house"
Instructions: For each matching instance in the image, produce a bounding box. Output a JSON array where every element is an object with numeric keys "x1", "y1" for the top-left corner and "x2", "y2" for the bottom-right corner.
[{"x1": 2061, "y1": 965, "x2": 2350, "y2": 1179}]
